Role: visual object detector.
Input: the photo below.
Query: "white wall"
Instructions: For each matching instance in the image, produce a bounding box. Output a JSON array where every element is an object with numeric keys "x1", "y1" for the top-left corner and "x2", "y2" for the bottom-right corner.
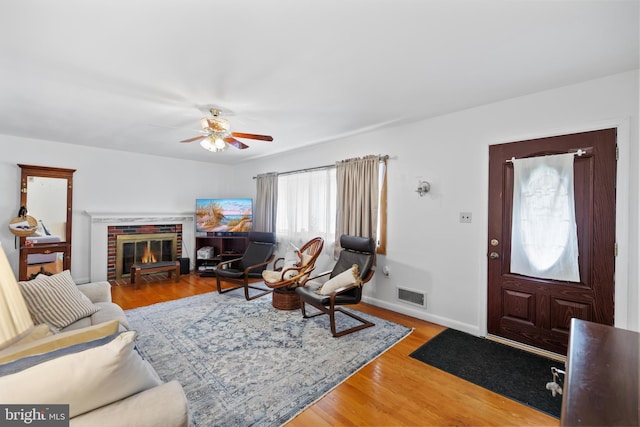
[
  {"x1": 236, "y1": 70, "x2": 640, "y2": 334},
  {"x1": 0, "y1": 137, "x2": 235, "y2": 283},
  {"x1": 1, "y1": 70, "x2": 637, "y2": 335}
]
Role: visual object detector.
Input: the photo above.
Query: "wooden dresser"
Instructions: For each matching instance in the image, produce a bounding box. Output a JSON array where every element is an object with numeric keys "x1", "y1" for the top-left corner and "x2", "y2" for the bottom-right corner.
[{"x1": 561, "y1": 318, "x2": 639, "y2": 426}]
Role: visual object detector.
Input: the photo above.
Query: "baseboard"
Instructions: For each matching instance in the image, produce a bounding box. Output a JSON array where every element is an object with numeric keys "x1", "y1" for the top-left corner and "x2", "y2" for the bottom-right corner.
[{"x1": 361, "y1": 295, "x2": 481, "y2": 336}]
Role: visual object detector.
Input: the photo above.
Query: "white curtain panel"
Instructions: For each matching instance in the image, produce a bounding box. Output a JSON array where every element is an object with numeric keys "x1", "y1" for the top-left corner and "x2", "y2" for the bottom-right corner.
[
  {"x1": 511, "y1": 153, "x2": 580, "y2": 282},
  {"x1": 275, "y1": 168, "x2": 337, "y2": 264}
]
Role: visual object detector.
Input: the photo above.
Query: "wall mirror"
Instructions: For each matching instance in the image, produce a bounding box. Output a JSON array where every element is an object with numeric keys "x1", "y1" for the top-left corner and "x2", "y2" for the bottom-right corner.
[{"x1": 18, "y1": 164, "x2": 76, "y2": 281}]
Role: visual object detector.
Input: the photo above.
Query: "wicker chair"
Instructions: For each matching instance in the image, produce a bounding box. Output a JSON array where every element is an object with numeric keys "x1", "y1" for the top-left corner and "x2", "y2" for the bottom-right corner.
[
  {"x1": 295, "y1": 235, "x2": 376, "y2": 337},
  {"x1": 262, "y1": 237, "x2": 324, "y2": 310},
  {"x1": 214, "y1": 231, "x2": 276, "y2": 300}
]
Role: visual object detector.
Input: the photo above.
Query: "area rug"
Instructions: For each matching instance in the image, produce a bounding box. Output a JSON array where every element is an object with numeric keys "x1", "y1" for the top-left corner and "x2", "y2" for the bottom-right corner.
[
  {"x1": 410, "y1": 328, "x2": 565, "y2": 418},
  {"x1": 126, "y1": 291, "x2": 412, "y2": 426}
]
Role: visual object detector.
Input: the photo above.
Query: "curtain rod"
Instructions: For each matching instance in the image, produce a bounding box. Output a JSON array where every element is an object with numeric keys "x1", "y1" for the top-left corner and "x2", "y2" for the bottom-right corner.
[
  {"x1": 253, "y1": 155, "x2": 389, "y2": 179},
  {"x1": 505, "y1": 149, "x2": 588, "y2": 163}
]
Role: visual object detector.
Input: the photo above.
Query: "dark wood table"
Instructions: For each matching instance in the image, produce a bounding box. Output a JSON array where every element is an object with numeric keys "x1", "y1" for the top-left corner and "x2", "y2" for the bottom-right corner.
[
  {"x1": 561, "y1": 318, "x2": 639, "y2": 426},
  {"x1": 130, "y1": 261, "x2": 180, "y2": 289}
]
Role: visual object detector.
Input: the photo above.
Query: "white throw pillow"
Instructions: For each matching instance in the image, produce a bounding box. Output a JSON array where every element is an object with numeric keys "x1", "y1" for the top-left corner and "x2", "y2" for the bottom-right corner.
[
  {"x1": 262, "y1": 270, "x2": 283, "y2": 283},
  {"x1": 262, "y1": 245, "x2": 316, "y2": 284},
  {"x1": 282, "y1": 250, "x2": 300, "y2": 279},
  {"x1": 317, "y1": 264, "x2": 361, "y2": 295},
  {"x1": 0, "y1": 330, "x2": 162, "y2": 418},
  {"x1": 262, "y1": 248, "x2": 301, "y2": 283},
  {"x1": 18, "y1": 270, "x2": 100, "y2": 330}
]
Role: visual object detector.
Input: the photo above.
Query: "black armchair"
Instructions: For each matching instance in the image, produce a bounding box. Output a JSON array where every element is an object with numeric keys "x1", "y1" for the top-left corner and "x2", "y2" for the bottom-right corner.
[
  {"x1": 295, "y1": 234, "x2": 376, "y2": 337},
  {"x1": 215, "y1": 231, "x2": 276, "y2": 300}
]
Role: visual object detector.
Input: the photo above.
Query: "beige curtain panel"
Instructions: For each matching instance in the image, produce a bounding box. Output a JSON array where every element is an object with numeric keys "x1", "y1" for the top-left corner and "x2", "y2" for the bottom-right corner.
[
  {"x1": 335, "y1": 155, "x2": 379, "y2": 258},
  {"x1": 254, "y1": 172, "x2": 279, "y2": 233}
]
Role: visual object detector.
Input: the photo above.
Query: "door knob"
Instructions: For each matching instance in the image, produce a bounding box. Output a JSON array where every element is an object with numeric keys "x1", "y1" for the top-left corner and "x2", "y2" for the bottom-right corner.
[{"x1": 489, "y1": 252, "x2": 500, "y2": 260}]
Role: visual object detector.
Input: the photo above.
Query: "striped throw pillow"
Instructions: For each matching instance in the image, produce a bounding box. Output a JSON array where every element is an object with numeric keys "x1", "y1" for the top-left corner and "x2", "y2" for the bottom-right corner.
[{"x1": 18, "y1": 270, "x2": 100, "y2": 330}]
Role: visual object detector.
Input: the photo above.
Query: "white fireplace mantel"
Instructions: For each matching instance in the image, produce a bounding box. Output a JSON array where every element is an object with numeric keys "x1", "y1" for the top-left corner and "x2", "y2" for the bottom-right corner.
[{"x1": 86, "y1": 211, "x2": 195, "y2": 282}]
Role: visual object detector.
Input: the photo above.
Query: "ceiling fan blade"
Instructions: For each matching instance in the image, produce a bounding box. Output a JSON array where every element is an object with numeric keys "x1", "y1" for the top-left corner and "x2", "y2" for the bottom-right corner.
[
  {"x1": 180, "y1": 135, "x2": 206, "y2": 143},
  {"x1": 231, "y1": 132, "x2": 273, "y2": 142},
  {"x1": 224, "y1": 137, "x2": 249, "y2": 149}
]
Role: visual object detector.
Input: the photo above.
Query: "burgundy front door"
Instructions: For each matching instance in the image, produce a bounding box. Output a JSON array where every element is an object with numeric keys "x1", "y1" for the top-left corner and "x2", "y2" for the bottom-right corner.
[{"x1": 487, "y1": 128, "x2": 617, "y2": 354}]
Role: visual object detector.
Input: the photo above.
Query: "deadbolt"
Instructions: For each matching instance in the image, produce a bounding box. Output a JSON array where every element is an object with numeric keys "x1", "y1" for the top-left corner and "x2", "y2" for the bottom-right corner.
[
  {"x1": 489, "y1": 252, "x2": 500, "y2": 259},
  {"x1": 490, "y1": 239, "x2": 499, "y2": 247}
]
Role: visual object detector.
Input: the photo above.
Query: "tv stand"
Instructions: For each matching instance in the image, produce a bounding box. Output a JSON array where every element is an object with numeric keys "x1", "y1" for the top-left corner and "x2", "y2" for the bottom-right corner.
[{"x1": 195, "y1": 234, "x2": 248, "y2": 275}]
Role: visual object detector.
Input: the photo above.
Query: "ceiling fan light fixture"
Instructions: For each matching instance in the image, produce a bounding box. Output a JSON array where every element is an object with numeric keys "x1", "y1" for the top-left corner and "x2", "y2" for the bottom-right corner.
[
  {"x1": 199, "y1": 138, "x2": 213, "y2": 151},
  {"x1": 213, "y1": 137, "x2": 226, "y2": 150},
  {"x1": 200, "y1": 136, "x2": 227, "y2": 152}
]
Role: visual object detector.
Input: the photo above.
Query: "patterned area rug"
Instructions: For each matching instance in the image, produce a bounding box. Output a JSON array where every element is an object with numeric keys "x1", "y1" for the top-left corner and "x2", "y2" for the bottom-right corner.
[{"x1": 126, "y1": 291, "x2": 412, "y2": 426}]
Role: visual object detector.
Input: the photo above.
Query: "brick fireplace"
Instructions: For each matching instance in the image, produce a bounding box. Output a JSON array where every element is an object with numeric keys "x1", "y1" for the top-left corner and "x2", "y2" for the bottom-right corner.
[
  {"x1": 107, "y1": 224, "x2": 183, "y2": 280},
  {"x1": 87, "y1": 212, "x2": 194, "y2": 283}
]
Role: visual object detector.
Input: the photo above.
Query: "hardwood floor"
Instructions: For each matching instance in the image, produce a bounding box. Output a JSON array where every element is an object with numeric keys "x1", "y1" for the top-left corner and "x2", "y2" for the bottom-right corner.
[{"x1": 111, "y1": 274, "x2": 559, "y2": 426}]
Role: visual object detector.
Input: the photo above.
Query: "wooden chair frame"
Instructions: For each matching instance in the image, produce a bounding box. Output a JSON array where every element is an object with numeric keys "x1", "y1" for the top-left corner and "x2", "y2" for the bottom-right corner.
[
  {"x1": 300, "y1": 269, "x2": 375, "y2": 337},
  {"x1": 263, "y1": 237, "x2": 324, "y2": 291}
]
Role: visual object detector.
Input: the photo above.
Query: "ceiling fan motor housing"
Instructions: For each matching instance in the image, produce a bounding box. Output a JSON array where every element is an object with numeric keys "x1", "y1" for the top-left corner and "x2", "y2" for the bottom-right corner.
[{"x1": 200, "y1": 117, "x2": 231, "y2": 137}]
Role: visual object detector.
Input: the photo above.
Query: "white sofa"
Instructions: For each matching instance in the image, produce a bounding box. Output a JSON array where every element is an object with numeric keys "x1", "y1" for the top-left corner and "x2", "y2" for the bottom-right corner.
[
  {"x1": 62, "y1": 281, "x2": 130, "y2": 332},
  {"x1": 0, "y1": 279, "x2": 190, "y2": 427},
  {"x1": 68, "y1": 281, "x2": 190, "y2": 427}
]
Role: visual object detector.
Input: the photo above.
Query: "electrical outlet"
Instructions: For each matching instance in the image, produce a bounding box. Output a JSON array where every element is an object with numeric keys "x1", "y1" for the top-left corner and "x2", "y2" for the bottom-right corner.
[
  {"x1": 382, "y1": 265, "x2": 390, "y2": 277},
  {"x1": 459, "y1": 212, "x2": 472, "y2": 223}
]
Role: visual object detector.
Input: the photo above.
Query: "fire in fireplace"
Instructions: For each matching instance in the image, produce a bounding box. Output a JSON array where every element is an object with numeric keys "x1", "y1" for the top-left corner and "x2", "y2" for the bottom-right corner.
[
  {"x1": 141, "y1": 244, "x2": 157, "y2": 263},
  {"x1": 115, "y1": 233, "x2": 177, "y2": 280}
]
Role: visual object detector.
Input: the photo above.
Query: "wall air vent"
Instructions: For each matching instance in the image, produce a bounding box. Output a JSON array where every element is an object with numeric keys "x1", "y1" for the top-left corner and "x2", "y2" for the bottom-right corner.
[{"x1": 397, "y1": 287, "x2": 426, "y2": 307}]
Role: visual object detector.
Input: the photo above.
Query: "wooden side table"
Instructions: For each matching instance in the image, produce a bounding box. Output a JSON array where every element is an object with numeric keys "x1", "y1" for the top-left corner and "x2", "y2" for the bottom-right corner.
[{"x1": 561, "y1": 318, "x2": 639, "y2": 426}]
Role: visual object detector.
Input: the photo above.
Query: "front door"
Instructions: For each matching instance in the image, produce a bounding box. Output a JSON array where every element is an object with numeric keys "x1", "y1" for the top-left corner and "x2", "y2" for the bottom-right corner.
[{"x1": 487, "y1": 128, "x2": 617, "y2": 355}]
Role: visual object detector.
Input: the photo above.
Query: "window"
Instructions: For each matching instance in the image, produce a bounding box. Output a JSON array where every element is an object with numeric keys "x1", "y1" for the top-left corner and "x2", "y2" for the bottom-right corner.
[
  {"x1": 276, "y1": 168, "x2": 337, "y2": 250},
  {"x1": 275, "y1": 159, "x2": 387, "y2": 255}
]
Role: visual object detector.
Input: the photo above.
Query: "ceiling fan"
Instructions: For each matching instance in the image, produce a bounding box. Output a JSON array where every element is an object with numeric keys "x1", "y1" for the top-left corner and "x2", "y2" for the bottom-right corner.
[{"x1": 180, "y1": 108, "x2": 273, "y2": 152}]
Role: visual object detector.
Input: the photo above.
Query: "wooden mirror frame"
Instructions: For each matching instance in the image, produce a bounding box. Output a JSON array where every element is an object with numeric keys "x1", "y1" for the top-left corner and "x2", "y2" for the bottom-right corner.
[{"x1": 17, "y1": 164, "x2": 76, "y2": 281}]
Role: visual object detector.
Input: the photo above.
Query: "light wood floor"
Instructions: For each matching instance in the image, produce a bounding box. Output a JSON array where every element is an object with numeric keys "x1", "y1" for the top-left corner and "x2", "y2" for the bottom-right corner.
[{"x1": 111, "y1": 274, "x2": 559, "y2": 427}]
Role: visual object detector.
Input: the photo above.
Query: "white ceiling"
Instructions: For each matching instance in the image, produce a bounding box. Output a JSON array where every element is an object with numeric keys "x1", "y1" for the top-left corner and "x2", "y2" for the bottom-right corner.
[{"x1": 0, "y1": 0, "x2": 638, "y2": 164}]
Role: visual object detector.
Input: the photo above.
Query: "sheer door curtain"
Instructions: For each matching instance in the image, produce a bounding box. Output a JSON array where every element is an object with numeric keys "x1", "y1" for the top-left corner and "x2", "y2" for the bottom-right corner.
[{"x1": 511, "y1": 153, "x2": 580, "y2": 282}]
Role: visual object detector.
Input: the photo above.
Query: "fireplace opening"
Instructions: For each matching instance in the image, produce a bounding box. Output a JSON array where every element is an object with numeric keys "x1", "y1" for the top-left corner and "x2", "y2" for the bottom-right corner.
[{"x1": 115, "y1": 233, "x2": 177, "y2": 279}]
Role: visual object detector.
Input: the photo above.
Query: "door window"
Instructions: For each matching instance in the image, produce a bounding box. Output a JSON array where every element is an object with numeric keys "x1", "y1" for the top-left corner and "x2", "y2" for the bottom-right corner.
[{"x1": 511, "y1": 153, "x2": 580, "y2": 282}]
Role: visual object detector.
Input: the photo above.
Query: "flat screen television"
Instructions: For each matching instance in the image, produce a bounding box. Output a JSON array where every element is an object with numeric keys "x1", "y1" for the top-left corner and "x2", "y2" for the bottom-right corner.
[{"x1": 195, "y1": 198, "x2": 253, "y2": 234}]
